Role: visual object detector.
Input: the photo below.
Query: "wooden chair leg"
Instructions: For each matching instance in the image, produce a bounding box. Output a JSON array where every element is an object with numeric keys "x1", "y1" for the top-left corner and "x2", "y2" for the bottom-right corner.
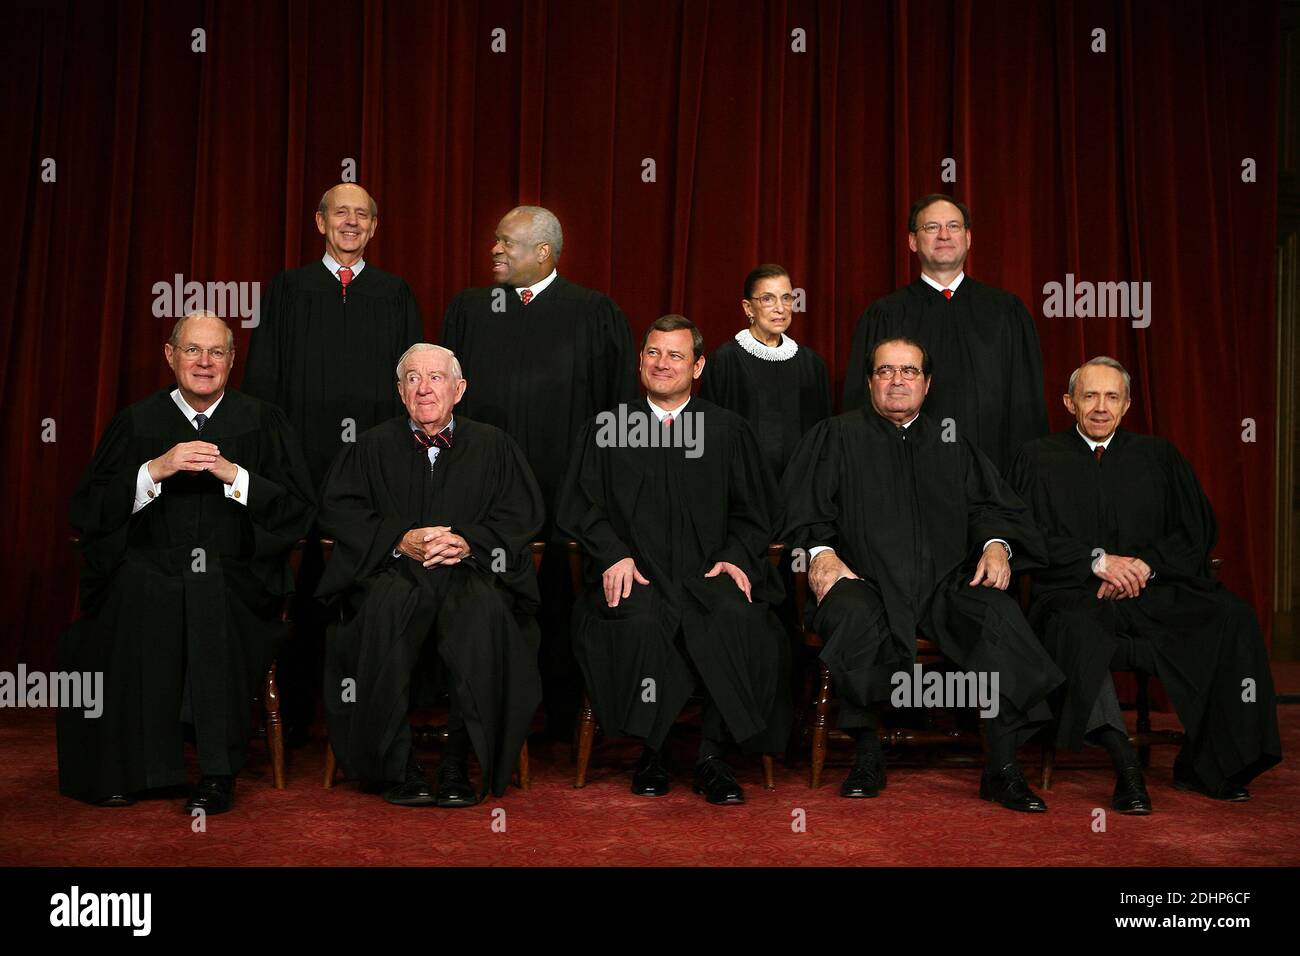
[
  {"x1": 517, "y1": 741, "x2": 531, "y2": 791},
  {"x1": 1041, "y1": 742, "x2": 1055, "y2": 791},
  {"x1": 1135, "y1": 672, "x2": 1152, "y2": 770},
  {"x1": 574, "y1": 694, "x2": 597, "y2": 788},
  {"x1": 761, "y1": 754, "x2": 775, "y2": 790},
  {"x1": 263, "y1": 663, "x2": 285, "y2": 790},
  {"x1": 787, "y1": 661, "x2": 816, "y2": 767},
  {"x1": 809, "y1": 662, "x2": 832, "y2": 789},
  {"x1": 323, "y1": 743, "x2": 338, "y2": 789}
]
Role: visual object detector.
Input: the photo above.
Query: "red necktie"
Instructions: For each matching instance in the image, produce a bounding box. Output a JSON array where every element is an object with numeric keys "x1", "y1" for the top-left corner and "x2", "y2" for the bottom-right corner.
[
  {"x1": 663, "y1": 414, "x2": 674, "y2": 428},
  {"x1": 943, "y1": 288, "x2": 953, "y2": 300},
  {"x1": 520, "y1": 288, "x2": 533, "y2": 306},
  {"x1": 1094, "y1": 445, "x2": 1104, "y2": 462},
  {"x1": 339, "y1": 267, "x2": 353, "y2": 298}
]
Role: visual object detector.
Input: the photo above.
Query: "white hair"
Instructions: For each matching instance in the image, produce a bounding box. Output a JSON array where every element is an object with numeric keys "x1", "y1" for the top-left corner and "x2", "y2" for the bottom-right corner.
[
  {"x1": 507, "y1": 205, "x2": 563, "y2": 261},
  {"x1": 169, "y1": 311, "x2": 233, "y2": 351},
  {"x1": 1068, "y1": 355, "x2": 1131, "y2": 399},
  {"x1": 396, "y1": 343, "x2": 463, "y2": 381}
]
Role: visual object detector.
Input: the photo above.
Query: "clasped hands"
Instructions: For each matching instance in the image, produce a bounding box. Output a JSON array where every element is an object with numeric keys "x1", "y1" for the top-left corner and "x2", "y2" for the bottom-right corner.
[
  {"x1": 1092, "y1": 552, "x2": 1152, "y2": 600},
  {"x1": 148, "y1": 440, "x2": 239, "y2": 485},
  {"x1": 398, "y1": 527, "x2": 470, "y2": 567},
  {"x1": 601, "y1": 556, "x2": 752, "y2": 608}
]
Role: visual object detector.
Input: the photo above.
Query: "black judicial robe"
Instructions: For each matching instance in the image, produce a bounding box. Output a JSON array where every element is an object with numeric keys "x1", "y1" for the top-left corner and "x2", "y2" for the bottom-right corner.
[
  {"x1": 698, "y1": 334, "x2": 832, "y2": 481},
  {"x1": 555, "y1": 399, "x2": 790, "y2": 752},
  {"x1": 441, "y1": 276, "x2": 638, "y2": 513},
  {"x1": 316, "y1": 416, "x2": 545, "y2": 797},
  {"x1": 780, "y1": 409, "x2": 1063, "y2": 725},
  {"x1": 58, "y1": 388, "x2": 315, "y2": 802},
  {"x1": 243, "y1": 261, "x2": 423, "y2": 488},
  {"x1": 843, "y1": 278, "x2": 1048, "y2": 473},
  {"x1": 1008, "y1": 429, "x2": 1281, "y2": 789}
]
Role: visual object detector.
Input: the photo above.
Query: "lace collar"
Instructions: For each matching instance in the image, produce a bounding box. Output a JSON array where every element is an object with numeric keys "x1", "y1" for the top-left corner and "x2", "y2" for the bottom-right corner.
[{"x1": 734, "y1": 328, "x2": 799, "y2": 361}]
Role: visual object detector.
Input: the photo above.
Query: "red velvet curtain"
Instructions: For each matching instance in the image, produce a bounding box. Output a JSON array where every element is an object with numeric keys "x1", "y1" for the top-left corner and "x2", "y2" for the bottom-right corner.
[{"x1": 2, "y1": 0, "x2": 1279, "y2": 670}]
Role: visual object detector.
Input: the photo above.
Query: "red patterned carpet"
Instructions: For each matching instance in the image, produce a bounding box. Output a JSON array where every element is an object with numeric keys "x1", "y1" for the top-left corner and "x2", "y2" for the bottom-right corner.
[{"x1": 2, "y1": 705, "x2": 1296, "y2": 868}]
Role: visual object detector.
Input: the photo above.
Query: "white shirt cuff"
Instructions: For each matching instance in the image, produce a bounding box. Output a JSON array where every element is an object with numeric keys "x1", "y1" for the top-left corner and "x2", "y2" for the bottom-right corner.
[
  {"x1": 132, "y1": 461, "x2": 162, "y2": 514},
  {"x1": 223, "y1": 466, "x2": 250, "y2": 506},
  {"x1": 984, "y1": 538, "x2": 1011, "y2": 559},
  {"x1": 808, "y1": 546, "x2": 833, "y2": 560}
]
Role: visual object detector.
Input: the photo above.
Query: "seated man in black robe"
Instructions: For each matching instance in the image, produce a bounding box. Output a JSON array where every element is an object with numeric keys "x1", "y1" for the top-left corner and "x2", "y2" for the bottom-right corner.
[
  {"x1": 557, "y1": 315, "x2": 790, "y2": 805},
  {"x1": 782, "y1": 337, "x2": 1064, "y2": 810},
  {"x1": 317, "y1": 344, "x2": 545, "y2": 807},
  {"x1": 1008, "y1": 357, "x2": 1281, "y2": 809},
  {"x1": 59, "y1": 312, "x2": 315, "y2": 814}
]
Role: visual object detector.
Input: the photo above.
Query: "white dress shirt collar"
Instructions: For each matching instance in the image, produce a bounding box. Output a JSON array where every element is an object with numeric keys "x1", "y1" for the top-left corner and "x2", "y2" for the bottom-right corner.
[
  {"x1": 647, "y1": 396, "x2": 691, "y2": 421},
  {"x1": 323, "y1": 252, "x2": 366, "y2": 279},
  {"x1": 516, "y1": 268, "x2": 558, "y2": 301},
  {"x1": 920, "y1": 271, "x2": 965, "y2": 295},
  {"x1": 171, "y1": 388, "x2": 224, "y2": 424},
  {"x1": 1075, "y1": 425, "x2": 1117, "y2": 452}
]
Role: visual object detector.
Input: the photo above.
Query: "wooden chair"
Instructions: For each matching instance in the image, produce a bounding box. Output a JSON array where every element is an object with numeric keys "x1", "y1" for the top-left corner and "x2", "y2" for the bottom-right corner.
[
  {"x1": 322, "y1": 540, "x2": 541, "y2": 790},
  {"x1": 67, "y1": 533, "x2": 291, "y2": 789},
  {"x1": 788, "y1": 561, "x2": 982, "y2": 789},
  {"x1": 1036, "y1": 559, "x2": 1218, "y2": 789},
  {"x1": 569, "y1": 541, "x2": 781, "y2": 790}
]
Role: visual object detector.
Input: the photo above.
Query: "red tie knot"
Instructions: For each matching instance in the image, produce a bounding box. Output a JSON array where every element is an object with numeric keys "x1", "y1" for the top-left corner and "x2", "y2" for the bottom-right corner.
[
  {"x1": 339, "y1": 267, "x2": 353, "y2": 294},
  {"x1": 943, "y1": 288, "x2": 953, "y2": 300},
  {"x1": 520, "y1": 288, "x2": 534, "y2": 306}
]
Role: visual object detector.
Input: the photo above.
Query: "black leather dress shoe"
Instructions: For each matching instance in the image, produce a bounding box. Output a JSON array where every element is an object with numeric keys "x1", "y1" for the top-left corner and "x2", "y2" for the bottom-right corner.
[
  {"x1": 841, "y1": 752, "x2": 887, "y2": 798},
  {"x1": 383, "y1": 759, "x2": 435, "y2": 807},
  {"x1": 184, "y1": 776, "x2": 234, "y2": 815},
  {"x1": 692, "y1": 757, "x2": 744, "y2": 805},
  {"x1": 979, "y1": 763, "x2": 1047, "y2": 813},
  {"x1": 95, "y1": 794, "x2": 136, "y2": 807},
  {"x1": 1111, "y1": 766, "x2": 1153, "y2": 814},
  {"x1": 630, "y1": 746, "x2": 672, "y2": 797},
  {"x1": 1173, "y1": 758, "x2": 1250, "y2": 801},
  {"x1": 434, "y1": 759, "x2": 478, "y2": 808}
]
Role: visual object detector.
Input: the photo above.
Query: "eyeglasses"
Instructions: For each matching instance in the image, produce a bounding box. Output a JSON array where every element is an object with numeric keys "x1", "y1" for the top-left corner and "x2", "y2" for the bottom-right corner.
[
  {"x1": 872, "y1": 365, "x2": 923, "y2": 380},
  {"x1": 915, "y1": 221, "x2": 965, "y2": 236},
  {"x1": 178, "y1": 346, "x2": 232, "y2": 362},
  {"x1": 750, "y1": 293, "x2": 794, "y2": 308}
]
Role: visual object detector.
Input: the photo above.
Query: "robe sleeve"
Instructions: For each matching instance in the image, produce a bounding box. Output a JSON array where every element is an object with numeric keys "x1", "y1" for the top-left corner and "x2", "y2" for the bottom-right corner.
[
  {"x1": 241, "y1": 271, "x2": 285, "y2": 406},
  {"x1": 710, "y1": 418, "x2": 782, "y2": 583},
  {"x1": 778, "y1": 420, "x2": 842, "y2": 558},
  {"x1": 453, "y1": 433, "x2": 546, "y2": 572},
  {"x1": 554, "y1": 418, "x2": 634, "y2": 575},
  {"x1": 315, "y1": 442, "x2": 418, "y2": 598},
  {"x1": 243, "y1": 403, "x2": 317, "y2": 580},
  {"x1": 69, "y1": 408, "x2": 141, "y2": 611},
  {"x1": 963, "y1": 441, "x2": 1047, "y2": 571},
  {"x1": 399, "y1": 279, "x2": 424, "y2": 347},
  {"x1": 589, "y1": 296, "x2": 639, "y2": 411},
  {"x1": 439, "y1": 291, "x2": 466, "y2": 355},
  {"x1": 1005, "y1": 445, "x2": 1097, "y2": 588},
  {"x1": 842, "y1": 303, "x2": 887, "y2": 411},
  {"x1": 808, "y1": 349, "x2": 833, "y2": 427},
  {"x1": 1135, "y1": 442, "x2": 1217, "y2": 580},
  {"x1": 1006, "y1": 295, "x2": 1049, "y2": 455}
]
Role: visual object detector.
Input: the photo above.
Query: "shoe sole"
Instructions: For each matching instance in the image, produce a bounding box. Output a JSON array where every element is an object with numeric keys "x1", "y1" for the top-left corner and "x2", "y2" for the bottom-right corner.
[
  {"x1": 1114, "y1": 804, "x2": 1153, "y2": 815},
  {"x1": 385, "y1": 796, "x2": 436, "y2": 807},
  {"x1": 631, "y1": 788, "x2": 671, "y2": 797},
  {"x1": 839, "y1": 789, "x2": 881, "y2": 798},
  {"x1": 978, "y1": 793, "x2": 1047, "y2": 813},
  {"x1": 692, "y1": 785, "x2": 744, "y2": 805}
]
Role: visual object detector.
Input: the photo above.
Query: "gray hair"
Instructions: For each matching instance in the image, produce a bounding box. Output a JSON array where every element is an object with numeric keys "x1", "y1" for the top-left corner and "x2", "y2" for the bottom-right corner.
[
  {"x1": 318, "y1": 184, "x2": 378, "y2": 219},
  {"x1": 1068, "y1": 355, "x2": 1131, "y2": 399},
  {"x1": 169, "y1": 311, "x2": 234, "y2": 351},
  {"x1": 507, "y1": 205, "x2": 563, "y2": 262},
  {"x1": 396, "y1": 343, "x2": 463, "y2": 382}
]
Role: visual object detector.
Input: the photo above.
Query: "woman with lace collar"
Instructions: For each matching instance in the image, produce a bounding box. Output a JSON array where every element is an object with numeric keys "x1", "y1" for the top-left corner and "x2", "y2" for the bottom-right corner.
[{"x1": 699, "y1": 264, "x2": 831, "y2": 481}]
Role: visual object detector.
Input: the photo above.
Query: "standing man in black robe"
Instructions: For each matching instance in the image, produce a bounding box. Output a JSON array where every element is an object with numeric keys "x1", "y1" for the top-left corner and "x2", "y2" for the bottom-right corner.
[
  {"x1": 782, "y1": 337, "x2": 1063, "y2": 810},
  {"x1": 843, "y1": 194, "x2": 1047, "y2": 473},
  {"x1": 59, "y1": 312, "x2": 315, "y2": 813},
  {"x1": 557, "y1": 315, "x2": 789, "y2": 805},
  {"x1": 317, "y1": 344, "x2": 545, "y2": 806},
  {"x1": 442, "y1": 205, "x2": 638, "y2": 740},
  {"x1": 1008, "y1": 357, "x2": 1281, "y2": 809},
  {"x1": 243, "y1": 183, "x2": 424, "y2": 746}
]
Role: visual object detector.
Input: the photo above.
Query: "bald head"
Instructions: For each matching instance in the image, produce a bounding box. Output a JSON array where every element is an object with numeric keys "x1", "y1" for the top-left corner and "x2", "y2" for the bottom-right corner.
[{"x1": 315, "y1": 184, "x2": 378, "y2": 266}]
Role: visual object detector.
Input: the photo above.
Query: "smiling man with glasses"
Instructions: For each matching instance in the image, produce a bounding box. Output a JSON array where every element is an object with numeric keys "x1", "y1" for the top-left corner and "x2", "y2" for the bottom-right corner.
[
  {"x1": 58, "y1": 311, "x2": 315, "y2": 815},
  {"x1": 843, "y1": 193, "x2": 1048, "y2": 475}
]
